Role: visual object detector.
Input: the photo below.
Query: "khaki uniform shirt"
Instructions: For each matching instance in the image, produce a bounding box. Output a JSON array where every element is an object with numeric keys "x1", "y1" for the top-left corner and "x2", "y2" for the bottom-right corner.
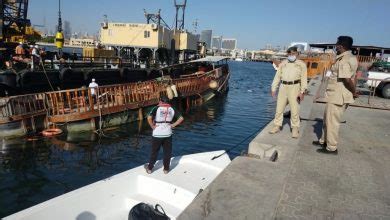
[
  {"x1": 325, "y1": 51, "x2": 358, "y2": 105},
  {"x1": 271, "y1": 59, "x2": 307, "y2": 93}
]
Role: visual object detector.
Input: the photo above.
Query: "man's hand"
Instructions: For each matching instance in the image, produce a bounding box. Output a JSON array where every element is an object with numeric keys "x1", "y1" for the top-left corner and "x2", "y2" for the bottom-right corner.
[
  {"x1": 147, "y1": 116, "x2": 156, "y2": 130},
  {"x1": 298, "y1": 93, "x2": 304, "y2": 102},
  {"x1": 353, "y1": 92, "x2": 359, "y2": 99},
  {"x1": 271, "y1": 90, "x2": 276, "y2": 98}
]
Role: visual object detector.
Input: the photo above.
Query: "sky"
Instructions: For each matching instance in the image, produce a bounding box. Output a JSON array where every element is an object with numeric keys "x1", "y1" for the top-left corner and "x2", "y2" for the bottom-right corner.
[{"x1": 29, "y1": 0, "x2": 390, "y2": 50}]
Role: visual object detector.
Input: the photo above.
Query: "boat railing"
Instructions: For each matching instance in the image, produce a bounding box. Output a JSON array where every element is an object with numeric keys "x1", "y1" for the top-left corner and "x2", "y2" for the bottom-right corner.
[
  {"x1": 315, "y1": 74, "x2": 390, "y2": 110},
  {"x1": 353, "y1": 77, "x2": 390, "y2": 110},
  {"x1": 42, "y1": 56, "x2": 136, "y2": 69},
  {"x1": 302, "y1": 53, "x2": 335, "y2": 60},
  {"x1": 45, "y1": 81, "x2": 161, "y2": 117},
  {"x1": 357, "y1": 55, "x2": 381, "y2": 63},
  {"x1": 0, "y1": 93, "x2": 47, "y2": 122},
  {"x1": 44, "y1": 67, "x2": 222, "y2": 121}
]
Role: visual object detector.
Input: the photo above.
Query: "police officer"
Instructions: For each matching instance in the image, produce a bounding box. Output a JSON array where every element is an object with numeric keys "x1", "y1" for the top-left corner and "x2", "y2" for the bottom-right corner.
[
  {"x1": 269, "y1": 46, "x2": 307, "y2": 138},
  {"x1": 315, "y1": 36, "x2": 358, "y2": 154},
  {"x1": 145, "y1": 96, "x2": 184, "y2": 174}
]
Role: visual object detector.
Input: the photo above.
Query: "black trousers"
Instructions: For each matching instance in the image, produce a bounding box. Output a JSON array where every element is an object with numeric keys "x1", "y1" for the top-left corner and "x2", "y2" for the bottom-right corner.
[{"x1": 148, "y1": 136, "x2": 172, "y2": 170}]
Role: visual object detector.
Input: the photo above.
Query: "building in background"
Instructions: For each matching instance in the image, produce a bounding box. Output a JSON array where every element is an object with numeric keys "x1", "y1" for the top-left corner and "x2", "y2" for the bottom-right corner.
[
  {"x1": 64, "y1": 21, "x2": 72, "y2": 39},
  {"x1": 194, "y1": 34, "x2": 200, "y2": 42},
  {"x1": 222, "y1": 38, "x2": 237, "y2": 50},
  {"x1": 200, "y1": 30, "x2": 212, "y2": 49},
  {"x1": 211, "y1": 36, "x2": 222, "y2": 51}
]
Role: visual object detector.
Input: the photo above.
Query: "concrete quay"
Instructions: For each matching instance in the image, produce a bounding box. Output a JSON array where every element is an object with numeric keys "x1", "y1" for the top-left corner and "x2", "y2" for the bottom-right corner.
[{"x1": 179, "y1": 77, "x2": 390, "y2": 219}]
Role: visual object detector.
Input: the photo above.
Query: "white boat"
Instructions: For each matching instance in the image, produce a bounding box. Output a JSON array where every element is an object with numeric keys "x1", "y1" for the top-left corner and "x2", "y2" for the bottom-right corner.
[
  {"x1": 235, "y1": 57, "x2": 243, "y2": 62},
  {"x1": 4, "y1": 150, "x2": 231, "y2": 220}
]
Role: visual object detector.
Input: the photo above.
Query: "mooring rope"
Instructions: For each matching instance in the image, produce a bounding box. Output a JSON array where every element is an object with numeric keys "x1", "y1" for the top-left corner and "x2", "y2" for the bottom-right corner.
[
  {"x1": 211, "y1": 121, "x2": 270, "y2": 160},
  {"x1": 40, "y1": 58, "x2": 55, "y2": 91}
]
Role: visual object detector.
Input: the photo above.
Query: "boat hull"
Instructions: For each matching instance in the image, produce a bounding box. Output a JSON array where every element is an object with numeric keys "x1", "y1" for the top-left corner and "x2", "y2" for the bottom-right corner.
[{"x1": 4, "y1": 150, "x2": 231, "y2": 220}]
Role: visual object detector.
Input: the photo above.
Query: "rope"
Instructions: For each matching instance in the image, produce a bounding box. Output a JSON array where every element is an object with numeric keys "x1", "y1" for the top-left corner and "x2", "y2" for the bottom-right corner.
[
  {"x1": 40, "y1": 58, "x2": 55, "y2": 91},
  {"x1": 211, "y1": 121, "x2": 270, "y2": 160}
]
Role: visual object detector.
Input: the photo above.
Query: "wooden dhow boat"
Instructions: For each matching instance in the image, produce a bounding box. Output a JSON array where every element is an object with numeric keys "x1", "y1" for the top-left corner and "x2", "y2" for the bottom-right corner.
[{"x1": 0, "y1": 57, "x2": 230, "y2": 138}]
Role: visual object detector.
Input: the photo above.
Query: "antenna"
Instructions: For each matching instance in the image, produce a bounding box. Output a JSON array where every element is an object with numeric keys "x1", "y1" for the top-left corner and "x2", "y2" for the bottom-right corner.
[
  {"x1": 144, "y1": 9, "x2": 171, "y2": 30},
  {"x1": 192, "y1": 18, "x2": 198, "y2": 33},
  {"x1": 174, "y1": 0, "x2": 187, "y2": 30},
  {"x1": 57, "y1": 0, "x2": 62, "y2": 32}
]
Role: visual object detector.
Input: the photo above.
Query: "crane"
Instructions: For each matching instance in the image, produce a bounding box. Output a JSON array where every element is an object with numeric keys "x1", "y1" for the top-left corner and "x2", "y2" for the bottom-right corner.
[
  {"x1": 174, "y1": 0, "x2": 187, "y2": 30},
  {"x1": 0, "y1": 0, "x2": 41, "y2": 44}
]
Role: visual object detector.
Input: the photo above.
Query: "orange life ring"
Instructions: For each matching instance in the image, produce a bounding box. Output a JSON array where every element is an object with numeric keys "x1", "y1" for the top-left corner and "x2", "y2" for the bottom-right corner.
[{"x1": 42, "y1": 128, "x2": 63, "y2": 137}]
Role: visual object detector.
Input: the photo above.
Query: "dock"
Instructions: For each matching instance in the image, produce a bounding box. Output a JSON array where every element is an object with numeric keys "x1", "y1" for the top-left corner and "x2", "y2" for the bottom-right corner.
[{"x1": 179, "y1": 77, "x2": 390, "y2": 219}]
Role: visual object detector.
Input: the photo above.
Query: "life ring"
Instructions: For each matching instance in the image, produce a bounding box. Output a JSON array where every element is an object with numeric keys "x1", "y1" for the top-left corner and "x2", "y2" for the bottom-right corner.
[{"x1": 42, "y1": 128, "x2": 63, "y2": 137}]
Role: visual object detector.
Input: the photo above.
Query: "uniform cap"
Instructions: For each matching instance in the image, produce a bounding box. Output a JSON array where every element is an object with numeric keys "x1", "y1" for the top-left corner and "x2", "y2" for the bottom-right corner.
[
  {"x1": 287, "y1": 46, "x2": 298, "y2": 53},
  {"x1": 336, "y1": 36, "x2": 353, "y2": 50},
  {"x1": 92, "y1": 78, "x2": 96, "y2": 82}
]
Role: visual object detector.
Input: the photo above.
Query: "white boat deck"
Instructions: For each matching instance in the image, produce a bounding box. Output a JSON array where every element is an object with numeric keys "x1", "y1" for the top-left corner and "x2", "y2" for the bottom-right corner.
[{"x1": 5, "y1": 150, "x2": 230, "y2": 220}]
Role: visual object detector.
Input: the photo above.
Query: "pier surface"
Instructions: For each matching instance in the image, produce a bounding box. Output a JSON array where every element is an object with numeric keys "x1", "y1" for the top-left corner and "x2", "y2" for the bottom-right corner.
[{"x1": 179, "y1": 78, "x2": 390, "y2": 219}]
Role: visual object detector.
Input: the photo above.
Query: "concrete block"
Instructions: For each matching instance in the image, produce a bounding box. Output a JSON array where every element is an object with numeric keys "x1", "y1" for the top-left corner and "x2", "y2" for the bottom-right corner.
[{"x1": 248, "y1": 141, "x2": 276, "y2": 159}]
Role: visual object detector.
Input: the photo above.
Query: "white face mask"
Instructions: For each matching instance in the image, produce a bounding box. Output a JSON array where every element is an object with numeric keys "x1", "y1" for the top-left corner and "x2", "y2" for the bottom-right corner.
[{"x1": 287, "y1": 55, "x2": 296, "y2": 62}]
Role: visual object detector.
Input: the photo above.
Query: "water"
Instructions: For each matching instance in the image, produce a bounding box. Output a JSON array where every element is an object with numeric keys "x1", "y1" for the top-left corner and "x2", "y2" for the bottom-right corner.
[{"x1": 0, "y1": 61, "x2": 276, "y2": 217}]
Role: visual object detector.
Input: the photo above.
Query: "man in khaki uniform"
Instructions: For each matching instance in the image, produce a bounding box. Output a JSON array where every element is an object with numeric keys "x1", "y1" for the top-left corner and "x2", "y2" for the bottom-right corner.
[
  {"x1": 315, "y1": 36, "x2": 358, "y2": 154},
  {"x1": 269, "y1": 46, "x2": 307, "y2": 138}
]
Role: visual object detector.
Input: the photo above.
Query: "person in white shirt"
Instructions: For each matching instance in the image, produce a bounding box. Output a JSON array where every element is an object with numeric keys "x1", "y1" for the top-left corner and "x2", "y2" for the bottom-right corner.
[
  {"x1": 145, "y1": 96, "x2": 184, "y2": 174},
  {"x1": 88, "y1": 78, "x2": 99, "y2": 102},
  {"x1": 31, "y1": 45, "x2": 41, "y2": 70}
]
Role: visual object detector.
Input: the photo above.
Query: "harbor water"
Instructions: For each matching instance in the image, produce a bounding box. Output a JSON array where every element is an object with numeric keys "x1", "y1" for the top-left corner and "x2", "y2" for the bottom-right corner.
[{"x1": 0, "y1": 61, "x2": 276, "y2": 217}]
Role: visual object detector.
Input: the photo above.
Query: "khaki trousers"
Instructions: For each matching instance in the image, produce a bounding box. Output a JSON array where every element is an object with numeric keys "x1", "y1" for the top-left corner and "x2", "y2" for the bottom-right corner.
[
  {"x1": 320, "y1": 103, "x2": 347, "y2": 151},
  {"x1": 273, "y1": 84, "x2": 301, "y2": 128}
]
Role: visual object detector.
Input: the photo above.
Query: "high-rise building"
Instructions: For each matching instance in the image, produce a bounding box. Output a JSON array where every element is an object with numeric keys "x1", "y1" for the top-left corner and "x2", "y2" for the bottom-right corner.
[
  {"x1": 195, "y1": 34, "x2": 200, "y2": 42},
  {"x1": 64, "y1": 21, "x2": 72, "y2": 39},
  {"x1": 200, "y1": 30, "x2": 212, "y2": 49},
  {"x1": 222, "y1": 38, "x2": 237, "y2": 50},
  {"x1": 211, "y1": 36, "x2": 222, "y2": 50}
]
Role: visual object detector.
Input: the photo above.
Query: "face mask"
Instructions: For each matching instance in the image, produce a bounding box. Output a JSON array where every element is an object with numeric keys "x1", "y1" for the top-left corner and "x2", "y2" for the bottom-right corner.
[
  {"x1": 335, "y1": 45, "x2": 342, "y2": 55},
  {"x1": 287, "y1": 55, "x2": 296, "y2": 62}
]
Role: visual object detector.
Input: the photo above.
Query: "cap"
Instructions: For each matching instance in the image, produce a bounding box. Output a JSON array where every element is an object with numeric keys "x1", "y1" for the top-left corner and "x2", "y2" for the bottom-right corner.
[
  {"x1": 287, "y1": 46, "x2": 298, "y2": 53},
  {"x1": 92, "y1": 78, "x2": 96, "y2": 82},
  {"x1": 336, "y1": 36, "x2": 353, "y2": 50}
]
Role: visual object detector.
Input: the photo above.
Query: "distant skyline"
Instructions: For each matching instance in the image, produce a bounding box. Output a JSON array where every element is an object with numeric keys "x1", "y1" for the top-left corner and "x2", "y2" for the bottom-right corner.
[{"x1": 29, "y1": 0, "x2": 390, "y2": 50}]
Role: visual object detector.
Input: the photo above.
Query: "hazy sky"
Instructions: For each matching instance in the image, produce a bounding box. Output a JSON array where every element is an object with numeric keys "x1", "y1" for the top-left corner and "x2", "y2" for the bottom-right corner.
[{"x1": 29, "y1": 0, "x2": 389, "y2": 50}]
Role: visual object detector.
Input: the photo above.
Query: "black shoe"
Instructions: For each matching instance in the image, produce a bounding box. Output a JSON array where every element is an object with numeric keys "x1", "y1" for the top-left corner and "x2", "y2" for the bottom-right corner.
[
  {"x1": 312, "y1": 141, "x2": 326, "y2": 148},
  {"x1": 316, "y1": 148, "x2": 338, "y2": 155},
  {"x1": 144, "y1": 164, "x2": 152, "y2": 174}
]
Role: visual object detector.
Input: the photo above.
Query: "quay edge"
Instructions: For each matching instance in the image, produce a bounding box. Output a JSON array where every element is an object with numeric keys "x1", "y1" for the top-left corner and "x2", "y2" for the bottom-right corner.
[{"x1": 178, "y1": 76, "x2": 390, "y2": 219}]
